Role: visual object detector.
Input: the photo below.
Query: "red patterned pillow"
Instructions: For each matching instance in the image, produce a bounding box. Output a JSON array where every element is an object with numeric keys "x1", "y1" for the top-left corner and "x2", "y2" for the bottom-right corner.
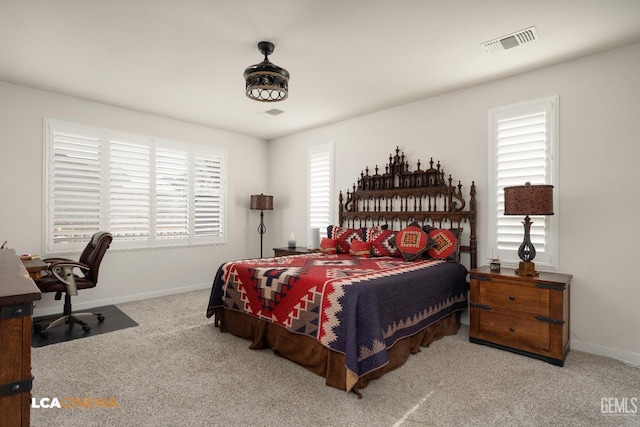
[
  {"x1": 319, "y1": 237, "x2": 338, "y2": 255},
  {"x1": 394, "y1": 222, "x2": 430, "y2": 261},
  {"x1": 327, "y1": 225, "x2": 364, "y2": 253},
  {"x1": 365, "y1": 228, "x2": 399, "y2": 257},
  {"x1": 349, "y1": 240, "x2": 372, "y2": 258},
  {"x1": 360, "y1": 224, "x2": 388, "y2": 239},
  {"x1": 426, "y1": 228, "x2": 462, "y2": 262}
]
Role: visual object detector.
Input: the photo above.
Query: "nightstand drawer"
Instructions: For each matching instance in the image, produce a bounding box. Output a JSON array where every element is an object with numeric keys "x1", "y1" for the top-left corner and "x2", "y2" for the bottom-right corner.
[
  {"x1": 477, "y1": 310, "x2": 550, "y2": 353},
  {"x1": 469, "y1": 266, "x2": 572, "y2": 366},
  {"x1": 478, "y1": 281, "x2": 550, "y2": 316}
]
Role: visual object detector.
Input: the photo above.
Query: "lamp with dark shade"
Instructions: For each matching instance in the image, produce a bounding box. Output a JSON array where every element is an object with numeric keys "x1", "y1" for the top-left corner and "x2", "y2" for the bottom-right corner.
[
  {"x1": 250, "y1": 194, "x2": 273, "y2": 258},
  {"x1": 503, "y1": 182, "x2": 554, "y2": 276}
]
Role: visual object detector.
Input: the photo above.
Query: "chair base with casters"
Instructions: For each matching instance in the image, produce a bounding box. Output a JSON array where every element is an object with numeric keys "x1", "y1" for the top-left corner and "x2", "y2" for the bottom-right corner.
[
  {"x1": 32, "y1": 292, "x2": 105, "y2": 338},
  {"x1": 33, "y1": 231, "x2": 113, "y2": 339}
]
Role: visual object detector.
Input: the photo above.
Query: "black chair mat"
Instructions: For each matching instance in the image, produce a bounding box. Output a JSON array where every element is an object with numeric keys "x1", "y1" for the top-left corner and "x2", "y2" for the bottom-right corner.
[{"x1": 32, "y1": 305, "x2": 138, "y2": 348}]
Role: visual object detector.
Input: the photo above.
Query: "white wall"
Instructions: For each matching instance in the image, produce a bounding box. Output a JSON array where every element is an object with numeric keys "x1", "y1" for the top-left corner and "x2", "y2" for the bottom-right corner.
[
  {"x1": 268, "y1": 42, "x2": 640, "y2": 366},
  {"x1": 0, "y1": 82, "x2": 269, "y2": 316}
]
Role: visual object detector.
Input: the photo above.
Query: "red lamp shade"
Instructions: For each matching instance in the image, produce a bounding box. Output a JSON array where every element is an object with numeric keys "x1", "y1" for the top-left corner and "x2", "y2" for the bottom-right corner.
[
  {"x1": 250, "y1": 194, "x2": 273, "y2": 210},
  {"x1": 504, "y1": 183, "x2": 554, "y2": 216}
]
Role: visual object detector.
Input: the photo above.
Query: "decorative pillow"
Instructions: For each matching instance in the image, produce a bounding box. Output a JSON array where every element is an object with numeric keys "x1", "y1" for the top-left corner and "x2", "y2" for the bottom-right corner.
[
  {"x1": 360, "y1": 224, "x2": 388, "y2": 240},
  {"x1": 394, "y1": 222, "x2": 431, "y2": 261},
  {"x1": 327, "y1": 225, "x2": 364, "y2": 253},
  {"x1": 426, "y1": 227, "x2": 463, "y2": 262},
  {"x1": 365, "y1": 228, "x2": 399, "y2": 257},
  {"x1": 319, "y1": 237, "x2": 338, "y2": 255},
  {"x1": 349, "y1": 240, "x2": 372, "y2": 258}
]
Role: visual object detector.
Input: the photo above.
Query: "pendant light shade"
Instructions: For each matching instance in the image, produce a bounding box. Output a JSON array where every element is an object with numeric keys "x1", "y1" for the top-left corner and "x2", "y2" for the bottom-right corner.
[{"x1": 244, "y1": 41, "x2": 289, "y2": 102}]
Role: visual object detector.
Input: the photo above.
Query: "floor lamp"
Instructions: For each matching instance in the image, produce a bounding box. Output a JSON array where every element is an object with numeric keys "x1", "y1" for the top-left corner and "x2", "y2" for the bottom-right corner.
[{"x1": 250, "y1": 194, "x2": 273, "y2": 258}]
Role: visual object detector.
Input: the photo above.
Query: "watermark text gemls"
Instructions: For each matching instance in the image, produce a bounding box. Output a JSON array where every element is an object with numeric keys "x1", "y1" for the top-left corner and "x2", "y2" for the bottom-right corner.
[{"x1": 601, "y1": 397, "x2": 638, "y2": 415}]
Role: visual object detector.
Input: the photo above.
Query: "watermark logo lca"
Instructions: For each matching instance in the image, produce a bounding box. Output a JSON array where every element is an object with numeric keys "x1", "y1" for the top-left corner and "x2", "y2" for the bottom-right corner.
[{"x1": 31, "y1": 397, "x2": 119, "y2": 409}]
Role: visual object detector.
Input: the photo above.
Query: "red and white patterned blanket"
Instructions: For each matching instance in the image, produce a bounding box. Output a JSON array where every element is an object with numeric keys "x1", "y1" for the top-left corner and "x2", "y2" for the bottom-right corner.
[{"x1": 207, "y1": 253, "x2": 467, "y2": 391}]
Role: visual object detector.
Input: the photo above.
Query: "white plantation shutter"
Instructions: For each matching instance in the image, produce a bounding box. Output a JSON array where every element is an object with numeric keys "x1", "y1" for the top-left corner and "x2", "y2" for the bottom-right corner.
[
  {"x1": 496, "y1": 113, "x2": 547, "y2": 253},
  {"x1": 45, "y1": 119, "x2": 226, "y2": 253},
  {"x1": 193, "y1": 150, "x2": 225, "y2": 239},
  {"x1": 156, "y1": 146, "x2": 189, "y2": 240},
  {"x1": 46, "y1": 123, "x2": 102, "y2": 252},
  {"x1": 308, "y1": 143, "x2": 334, "y2": 238},
  {"x1": 109, "y1": 138, "x2": 150, "y2": 241},
  {"x1": 488, "y1": 96, "x2": 558, "y2": 268}
]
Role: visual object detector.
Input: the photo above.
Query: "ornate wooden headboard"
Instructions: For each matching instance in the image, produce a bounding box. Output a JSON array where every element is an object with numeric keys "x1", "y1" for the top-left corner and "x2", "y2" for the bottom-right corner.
[{"x1": 338, "y1": 146, "x2": 477, "y2": 269}]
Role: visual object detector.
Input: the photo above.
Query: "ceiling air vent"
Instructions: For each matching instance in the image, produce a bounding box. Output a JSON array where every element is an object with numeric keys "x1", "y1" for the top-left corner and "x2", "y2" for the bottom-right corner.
[{"x1": 482, "y1": 26, "x2": 539, "y2": 53}]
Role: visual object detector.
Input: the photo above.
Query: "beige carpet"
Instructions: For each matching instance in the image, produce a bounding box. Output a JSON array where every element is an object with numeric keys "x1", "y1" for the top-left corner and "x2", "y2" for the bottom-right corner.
[{"x1": 31, "y1": 289, "x2": 640, "y2": 426}]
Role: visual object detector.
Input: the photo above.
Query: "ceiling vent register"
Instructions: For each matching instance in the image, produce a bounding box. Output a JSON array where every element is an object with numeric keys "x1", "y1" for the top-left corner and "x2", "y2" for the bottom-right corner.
[{"x1": 482, "y1": 26, "x2": 539, "y2": 53}]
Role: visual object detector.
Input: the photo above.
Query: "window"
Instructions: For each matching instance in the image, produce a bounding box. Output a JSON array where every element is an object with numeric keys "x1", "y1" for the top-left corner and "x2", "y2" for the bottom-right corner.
[
  {"x1": 308, "y1": 143, "x2": 334, "y2": 238},
  {"x1": 488, "y1": 96, "x2": 559, "y2": 268},
  {"x1": 44, "y1": 119, "x2": 226, "y2": 254}
]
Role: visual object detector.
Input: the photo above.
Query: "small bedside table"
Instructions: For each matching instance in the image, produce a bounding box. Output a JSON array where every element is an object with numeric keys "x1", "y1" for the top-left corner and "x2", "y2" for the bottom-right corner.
[
  {"x1": 273, "y1": 247, "x2": 318, "y2": 257},
  {"x1": 469, "y1": 266, "x2": 572, "y2": 366}
]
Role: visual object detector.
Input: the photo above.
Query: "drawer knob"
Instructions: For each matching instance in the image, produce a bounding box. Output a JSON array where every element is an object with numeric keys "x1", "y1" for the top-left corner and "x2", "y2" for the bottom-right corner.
[
  {"x1": 509, "y1": 326, "x2": 515, "y2": 332},
  {"x1": 509, "y1": 295, "x2": 515, "y2": 301}
]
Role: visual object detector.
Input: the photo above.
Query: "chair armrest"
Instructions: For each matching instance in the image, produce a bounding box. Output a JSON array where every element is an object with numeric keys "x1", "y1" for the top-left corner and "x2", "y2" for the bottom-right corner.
[
  {"x1": 48, "y1": 260, "x2": 90, "y2": 275},
  {"x1": 41, "y1": 258, "x2": 77, "y2": 279},
  {"x1": 42, "y1": 257, "x2": 73, "y2": 263},
  {"x1": 47, "y1": 260, "x2": 90, "y2": 296}
]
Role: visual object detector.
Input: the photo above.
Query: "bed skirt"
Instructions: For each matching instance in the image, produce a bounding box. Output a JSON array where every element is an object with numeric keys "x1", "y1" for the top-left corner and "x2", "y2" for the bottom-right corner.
[{"x1": 214, "y1": 307, "x2": 461, "y2": 396}]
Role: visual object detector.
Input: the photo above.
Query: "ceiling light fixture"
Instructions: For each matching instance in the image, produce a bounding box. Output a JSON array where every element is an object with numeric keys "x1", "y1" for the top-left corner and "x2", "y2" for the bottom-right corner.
[{"x1": 244, "y1": 41, "x2": 289, "y2": 102}]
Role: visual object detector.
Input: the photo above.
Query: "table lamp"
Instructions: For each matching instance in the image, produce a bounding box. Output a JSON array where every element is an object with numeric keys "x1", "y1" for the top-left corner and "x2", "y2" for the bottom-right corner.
[
  {"x1": 250, "y1": 194, "x2": 273, "y2": 258},
  {"x1": 503, "y1": 182, "x2": 554, "y2": 276}
]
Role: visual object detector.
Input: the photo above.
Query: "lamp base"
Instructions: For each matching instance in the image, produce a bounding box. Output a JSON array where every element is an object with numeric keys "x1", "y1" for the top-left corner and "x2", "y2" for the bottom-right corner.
[{"x1": 515, "y1": 261, "x2": 538, "y2": 277}]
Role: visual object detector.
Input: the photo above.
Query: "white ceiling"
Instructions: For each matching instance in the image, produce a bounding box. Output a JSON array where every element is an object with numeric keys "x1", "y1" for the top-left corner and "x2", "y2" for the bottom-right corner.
[{"x1": 1, "y1": 1, "x2": 640, "y2": 140}]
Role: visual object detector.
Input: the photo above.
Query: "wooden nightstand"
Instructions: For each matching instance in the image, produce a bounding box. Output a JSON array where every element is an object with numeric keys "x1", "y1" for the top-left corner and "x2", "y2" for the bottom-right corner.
[
  {"x1": 273, "y1": 247, "x2": 318, "y2": 257},
  {"x1": 469, "y1": 266, "x2": 572, "y2": 366}
]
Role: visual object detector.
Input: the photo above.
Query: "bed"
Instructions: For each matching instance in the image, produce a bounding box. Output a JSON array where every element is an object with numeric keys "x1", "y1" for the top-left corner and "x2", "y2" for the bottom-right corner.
[{"x1": 206, "y1": 147, "x2": 477, "y2": 397}]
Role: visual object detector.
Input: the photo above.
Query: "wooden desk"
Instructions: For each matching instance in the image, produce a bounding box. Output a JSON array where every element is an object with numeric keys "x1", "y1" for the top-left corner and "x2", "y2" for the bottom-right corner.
[
  {"x1": 0, "y1": 249, "x2": 42, "y2": 427},
  {"x1": 21, "y1": 258, "x2": 47, "y2": 281}
]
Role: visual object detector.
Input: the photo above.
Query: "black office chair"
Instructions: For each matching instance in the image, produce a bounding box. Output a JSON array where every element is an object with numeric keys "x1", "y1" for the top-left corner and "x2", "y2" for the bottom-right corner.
[{"x1": 34, "y1": 231, "x2": 113, "y2": 338}]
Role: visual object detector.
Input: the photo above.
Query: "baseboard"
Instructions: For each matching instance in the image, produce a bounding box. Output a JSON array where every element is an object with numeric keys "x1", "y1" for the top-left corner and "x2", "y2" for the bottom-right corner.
[
  {"x1": 32, "y1": 282, "x2": 212, "y2": 317},
  {"x1": 570, "y1": 339, "x2": 640, "y2": 368}
]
